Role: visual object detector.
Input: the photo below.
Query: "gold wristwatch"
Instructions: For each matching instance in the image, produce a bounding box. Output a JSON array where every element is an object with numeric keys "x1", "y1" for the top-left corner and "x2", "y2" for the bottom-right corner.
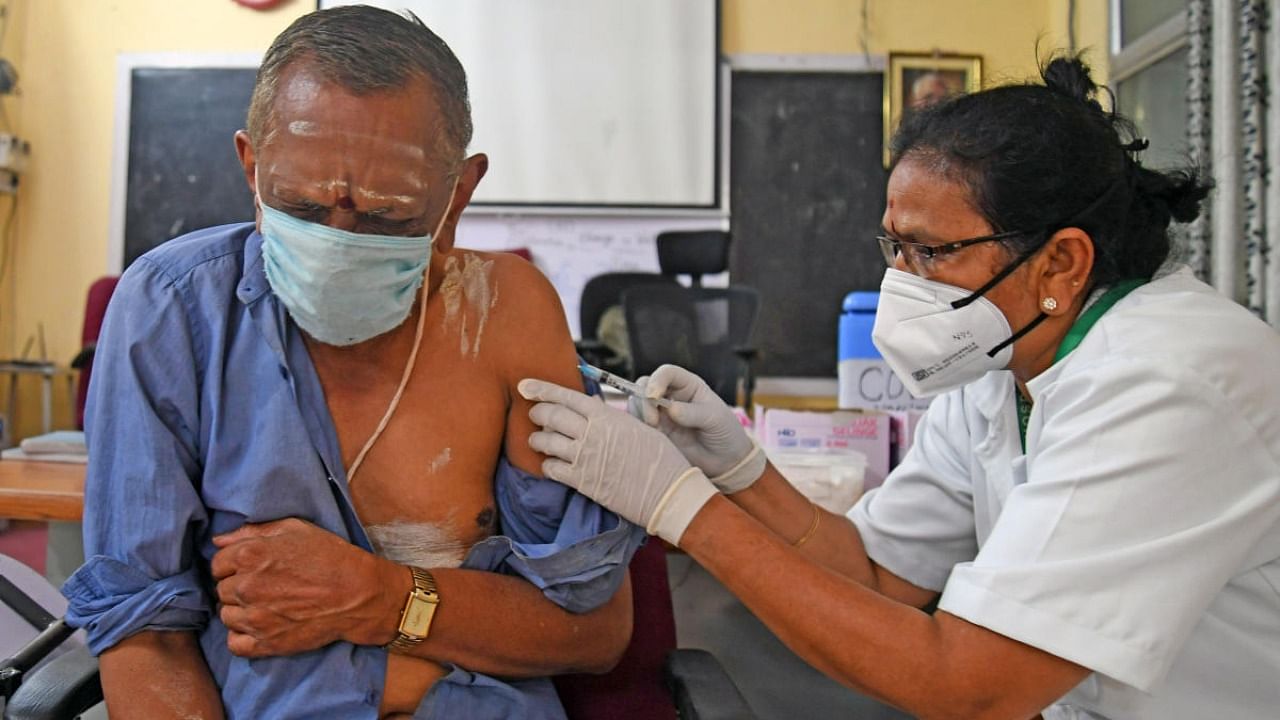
[{"x1": 386, "y1": 566, "x2": 439, "y2": 653}]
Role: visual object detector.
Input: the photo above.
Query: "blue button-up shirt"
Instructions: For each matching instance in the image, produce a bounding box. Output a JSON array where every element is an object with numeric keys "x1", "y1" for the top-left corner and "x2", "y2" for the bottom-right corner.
[{"x1": 62, "y1": 224, "x2": 645, "y2": 719}]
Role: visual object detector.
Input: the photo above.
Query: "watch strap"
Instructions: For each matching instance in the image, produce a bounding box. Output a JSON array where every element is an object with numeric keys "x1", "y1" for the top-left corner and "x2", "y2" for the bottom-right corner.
[{"x1": 386, "y1": 566, "x2": 439, "y2": 653}]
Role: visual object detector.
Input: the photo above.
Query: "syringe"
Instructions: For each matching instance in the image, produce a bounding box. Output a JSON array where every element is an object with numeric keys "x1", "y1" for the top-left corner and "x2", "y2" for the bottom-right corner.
[{"x1": 578, "y1": 360, "x2": 673, "y2": 409}]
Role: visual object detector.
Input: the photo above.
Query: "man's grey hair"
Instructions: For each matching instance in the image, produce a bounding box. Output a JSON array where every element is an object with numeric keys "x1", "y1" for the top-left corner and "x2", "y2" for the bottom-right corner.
[{"x1": 247, "y1": 5, "x2": 473, "y2": 169}]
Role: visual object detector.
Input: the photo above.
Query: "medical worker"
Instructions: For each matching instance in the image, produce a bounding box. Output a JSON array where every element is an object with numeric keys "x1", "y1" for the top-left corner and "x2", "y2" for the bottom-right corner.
[{"x1": 520, "y1": 56, "x2": 1280, "y2": 719}]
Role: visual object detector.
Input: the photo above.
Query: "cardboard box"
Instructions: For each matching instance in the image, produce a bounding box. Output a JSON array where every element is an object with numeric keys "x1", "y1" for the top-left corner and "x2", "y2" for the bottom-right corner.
[{"x1": 755, "y1": 406, "x2": 892, "y2": 491}]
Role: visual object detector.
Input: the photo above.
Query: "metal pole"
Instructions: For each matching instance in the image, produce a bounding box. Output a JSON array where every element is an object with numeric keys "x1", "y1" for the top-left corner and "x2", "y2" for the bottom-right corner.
[
  {"x1": 1211, "y1": 0, "x2": 1242, "y2": 301},
  {"x1": 1186, "y1": 0, "x2": 1212, "y2": 282},
  {"x1": 1240, "y1": 0, "x2": 1265, "y2": 315}
]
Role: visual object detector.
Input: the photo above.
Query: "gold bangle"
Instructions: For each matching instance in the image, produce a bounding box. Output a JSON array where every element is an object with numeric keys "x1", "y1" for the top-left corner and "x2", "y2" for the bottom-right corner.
[{"x1": 792, "y1": 503, "x2": 822, "y2": 548}]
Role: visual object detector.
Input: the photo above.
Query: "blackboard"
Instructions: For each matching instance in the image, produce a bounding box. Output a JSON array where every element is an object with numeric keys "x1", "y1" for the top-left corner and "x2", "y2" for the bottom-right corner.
[
  {"x1": 122, "y1": 67, "x2": 258, "y2": 268},
  {"x1": 729, "y1": 70, "x2": 888, "y2": 378}
]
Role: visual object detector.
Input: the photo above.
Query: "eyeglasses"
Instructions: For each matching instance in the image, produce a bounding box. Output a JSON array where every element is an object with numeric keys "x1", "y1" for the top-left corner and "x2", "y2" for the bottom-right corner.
[{"x1": 875, "y1": 229, "x2": 1027, "y2": 269}]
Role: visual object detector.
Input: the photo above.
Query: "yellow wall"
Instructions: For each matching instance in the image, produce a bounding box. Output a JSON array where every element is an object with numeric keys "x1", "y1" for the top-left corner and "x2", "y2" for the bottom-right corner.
[
  {"x1": 724, "y1": 0, "x2": 1045, "y2": 81},
  {"x1": 1, "y1": 0, "x2": 1110, "y2": 440},
  {"x1": 1, "y1": 0, "x2": 308, "y2": 438},
  {"x1": 1047, "y1": 0, "x2": 1112, "y2": 84},
  {"x1": 724, "y1": 0, "x2": 1109, "y2": 85}
]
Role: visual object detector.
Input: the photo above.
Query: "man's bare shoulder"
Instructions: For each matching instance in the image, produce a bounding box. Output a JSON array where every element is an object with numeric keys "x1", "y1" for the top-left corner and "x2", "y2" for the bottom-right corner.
[
  {"x1": 473, "y1": 249, "x2": 559, "y2": 301},
  {"x1": 437, "y1": 249, "x2": 569, "y2": 343}
]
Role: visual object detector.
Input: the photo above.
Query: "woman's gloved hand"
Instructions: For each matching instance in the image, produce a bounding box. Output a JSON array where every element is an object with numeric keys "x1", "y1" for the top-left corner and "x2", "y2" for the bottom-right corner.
[
  {"x1": 519, "y1": 378, "x2": 717, "y2": 545},
  {"x1": 629, "y1": 364, "x2": 766, "y2": 494}
]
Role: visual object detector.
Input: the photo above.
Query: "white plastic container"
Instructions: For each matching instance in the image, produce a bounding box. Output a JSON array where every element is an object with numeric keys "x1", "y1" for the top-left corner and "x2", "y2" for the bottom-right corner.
[{"x1": 768, "y1": 449, "x2": 868, "y2": 515}]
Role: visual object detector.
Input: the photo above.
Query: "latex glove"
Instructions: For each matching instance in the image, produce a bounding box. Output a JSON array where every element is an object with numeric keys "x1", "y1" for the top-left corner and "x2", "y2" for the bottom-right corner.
[
  {"x1": 519, "y1": 378, "x2": 717, "y2": 545},
  {"x1": 628, "y1": 364, "x2": 766, "y2": 494}
]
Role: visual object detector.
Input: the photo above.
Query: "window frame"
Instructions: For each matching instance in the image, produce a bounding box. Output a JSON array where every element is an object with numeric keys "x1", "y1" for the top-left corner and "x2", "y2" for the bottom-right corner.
[{"x1": 1110, "y1": 1, "x2": 1189, "y2": 84}]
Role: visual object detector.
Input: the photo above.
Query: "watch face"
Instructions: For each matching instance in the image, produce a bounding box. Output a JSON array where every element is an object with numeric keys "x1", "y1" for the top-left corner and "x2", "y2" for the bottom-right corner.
[{"x1": 401, "y1": 591, "x2": 438, "y2": 638}]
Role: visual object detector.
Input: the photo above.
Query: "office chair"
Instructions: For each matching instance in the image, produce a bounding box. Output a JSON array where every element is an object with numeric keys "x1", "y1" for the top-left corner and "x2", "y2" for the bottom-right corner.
[
  {"x1": 0, "y1": 554, "x2": 103, "y2": 720},
  {"x1": 574, "y1": 230, "x2": 728, "y2": 379},
  {"x1": 70, "y1": 276, "x2": 120, "y2": 431},
  {"x1": 656, "y1": 230, "x2": 730, "y2": 287},
  {"x1": 575, "y1": 272, "x2": 680, "y2": 379},
  {"x1": 622, "y1": 284, "x2": 761, "y2": 407},
  {"x1": 554, "y1": 540, "x2": 757, "y2": 720},
  {"x1": 655, "y1": 226, "x2": 762, "y2": 407}
]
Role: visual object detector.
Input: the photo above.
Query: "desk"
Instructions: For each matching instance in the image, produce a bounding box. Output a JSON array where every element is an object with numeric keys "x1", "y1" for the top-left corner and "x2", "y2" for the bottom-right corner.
[{"x1": 0, "y1": 460, "x2": 85, "y2": 521}]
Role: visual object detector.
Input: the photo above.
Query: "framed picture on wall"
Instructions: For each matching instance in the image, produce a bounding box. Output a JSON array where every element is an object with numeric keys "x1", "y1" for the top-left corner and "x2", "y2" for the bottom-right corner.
[{"x1": 883, "y1": 52, "x2": 983, "y2": 167}]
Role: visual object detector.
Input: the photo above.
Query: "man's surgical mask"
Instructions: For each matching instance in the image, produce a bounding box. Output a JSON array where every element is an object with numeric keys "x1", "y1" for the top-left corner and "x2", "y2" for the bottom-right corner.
[
  {"x1": 871, "y1": 252, "x2": 1048, "y2": 397},
  {"x1": 257, "y1": 182, "x2": 456, "y2": 346}
]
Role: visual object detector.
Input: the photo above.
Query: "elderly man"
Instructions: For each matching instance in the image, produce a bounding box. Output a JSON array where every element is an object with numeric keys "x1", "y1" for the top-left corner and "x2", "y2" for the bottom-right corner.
[{"x1": 62, "y1": 6, "x2": 641, "y2": 719}]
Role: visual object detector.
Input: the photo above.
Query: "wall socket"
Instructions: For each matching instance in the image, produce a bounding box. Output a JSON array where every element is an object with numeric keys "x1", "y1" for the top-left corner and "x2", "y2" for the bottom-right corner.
[
  {"x1": 0, "y1": 169, "x2": 17, "y2": 194},
  {"x1": 0, "y1": 133, "x2": 29, "y2": 173}
]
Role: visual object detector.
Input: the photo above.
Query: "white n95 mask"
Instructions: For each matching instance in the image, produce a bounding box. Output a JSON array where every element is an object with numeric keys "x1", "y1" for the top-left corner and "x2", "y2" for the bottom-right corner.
[
  {"x1": 257, "y1": 179, "x2": 456, "y2": 346},
  {"x1": 871, "y1": 267, "x2": 1047, "y2": 397}
]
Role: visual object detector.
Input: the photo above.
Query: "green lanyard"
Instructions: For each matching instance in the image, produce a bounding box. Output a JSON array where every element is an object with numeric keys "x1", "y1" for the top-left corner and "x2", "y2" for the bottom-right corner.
[{"x1": 1016, "y1": 279, "x2": 1145, "y2": 451}]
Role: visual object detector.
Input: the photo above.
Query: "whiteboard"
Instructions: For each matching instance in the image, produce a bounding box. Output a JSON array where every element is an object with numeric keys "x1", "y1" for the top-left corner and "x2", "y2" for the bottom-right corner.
[
  {"x1": 455, "y1": 213, "x2": 728, "y2": 338},
  {"x1": 318, "y1": 0, "x2": 720, "y2": 209}
]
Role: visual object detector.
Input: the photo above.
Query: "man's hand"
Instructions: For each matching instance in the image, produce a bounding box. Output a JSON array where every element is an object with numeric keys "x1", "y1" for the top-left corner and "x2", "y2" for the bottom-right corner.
[
  {"x1": 211, "y1": 518, "x2": 404, "y2": 657},
  {"x1": 519, "y1": 378, "x2": 717, "y2": 545}
]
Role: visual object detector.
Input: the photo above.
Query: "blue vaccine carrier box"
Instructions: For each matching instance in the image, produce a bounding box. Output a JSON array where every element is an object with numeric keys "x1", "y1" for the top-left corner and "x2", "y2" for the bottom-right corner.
[{"x1": 838, "y1": 291, "x2": 932, "y2": 412}]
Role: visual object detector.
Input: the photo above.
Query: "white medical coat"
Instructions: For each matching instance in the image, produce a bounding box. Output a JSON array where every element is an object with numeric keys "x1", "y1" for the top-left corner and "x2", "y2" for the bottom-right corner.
[{"x1": 849, "y1": 267, "x2": 1280, "y2": 719}]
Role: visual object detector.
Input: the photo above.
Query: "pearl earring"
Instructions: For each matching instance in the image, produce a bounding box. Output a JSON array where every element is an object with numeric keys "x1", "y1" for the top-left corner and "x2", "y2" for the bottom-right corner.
[{"x1": 1041, "y1": 297, "x2": 1059, "y2": 312}]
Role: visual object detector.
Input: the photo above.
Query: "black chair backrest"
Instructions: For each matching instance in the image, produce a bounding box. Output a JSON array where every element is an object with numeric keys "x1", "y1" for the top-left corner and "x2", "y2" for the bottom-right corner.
[
  {"x1": 622, "y1": 284, "x2": 760, "y2": 405},
  {"x1": 578, "y1": 272, "x2": 681, "y2": 343},
  {"x1": 656, "y1": 231, "x2": 730, "y2": 287}
]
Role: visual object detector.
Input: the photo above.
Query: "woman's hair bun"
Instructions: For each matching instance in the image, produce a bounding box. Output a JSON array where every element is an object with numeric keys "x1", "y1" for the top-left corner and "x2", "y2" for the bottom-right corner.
[
  {"x1": 1041, "y1": 55, "x2": 1104, "y2": 113},
  {"x1": 1141, "y1": 168, "x2": 1213, "y2": 224}
]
